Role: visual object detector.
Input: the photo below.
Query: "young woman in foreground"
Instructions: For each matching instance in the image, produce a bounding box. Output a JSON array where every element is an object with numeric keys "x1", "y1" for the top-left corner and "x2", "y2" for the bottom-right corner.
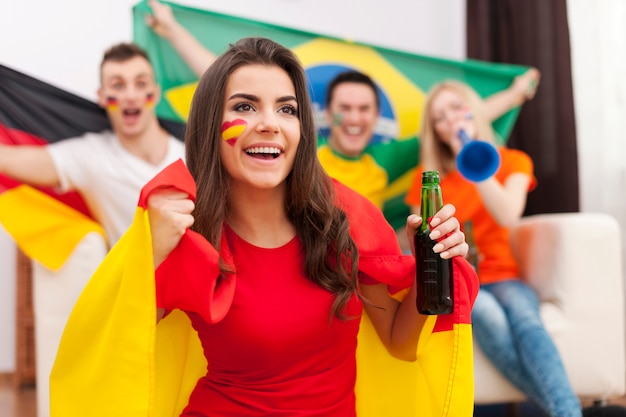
[{"x1": 146, "y1": 37, "x2": 475, "y2": 416}]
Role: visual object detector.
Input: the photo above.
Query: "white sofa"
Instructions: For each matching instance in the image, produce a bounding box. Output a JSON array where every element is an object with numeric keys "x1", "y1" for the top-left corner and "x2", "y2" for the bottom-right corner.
[{"x1": 474, "y1": 212, "x2": 626, "y2": 405}]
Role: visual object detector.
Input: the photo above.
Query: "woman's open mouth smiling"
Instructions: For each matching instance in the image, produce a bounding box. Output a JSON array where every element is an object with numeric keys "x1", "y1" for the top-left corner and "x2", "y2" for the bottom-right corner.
[{"x1": 244, "y1": 146, "x2": 282, "y2": 160}]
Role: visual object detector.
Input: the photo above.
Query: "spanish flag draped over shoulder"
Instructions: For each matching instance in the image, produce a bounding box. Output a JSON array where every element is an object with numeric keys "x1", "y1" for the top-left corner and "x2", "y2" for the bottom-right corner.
[
  {"x1": 0, "y1": 63, "x2": 185, "y2": 269},
  {"x1": 50, "y1": 160, "x2": 478, "y2": 417}
]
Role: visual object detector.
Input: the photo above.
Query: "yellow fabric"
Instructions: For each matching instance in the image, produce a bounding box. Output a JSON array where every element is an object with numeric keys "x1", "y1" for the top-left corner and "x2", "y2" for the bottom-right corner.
[
  {"x1": 317, "y1": 145, "x2": 388, "y2": 210},
  {"x1": 356, "y1": 313, "x2": 420, "y2": 415},
  {"x1": 51, "y1": 202, "x2": 475, "y2": 417},
  {"x1": 0, "y1": 184, "x2": 104, "y2": 270},
  {"x1": 356, "y1": 308, "x2": 474, "y2": 416},
  {"x1": 153, "y1": 311, "x2": 206, "y2": 417},
  {"x1": 50, "y1": 207, "x2": 156, "y2": 416}
]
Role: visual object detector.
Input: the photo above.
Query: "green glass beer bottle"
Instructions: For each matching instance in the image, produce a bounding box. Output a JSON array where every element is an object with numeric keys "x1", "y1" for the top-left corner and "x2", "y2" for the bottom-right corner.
[{"x1": 415, "y1": 171, "x2": 454, "y2": 315}]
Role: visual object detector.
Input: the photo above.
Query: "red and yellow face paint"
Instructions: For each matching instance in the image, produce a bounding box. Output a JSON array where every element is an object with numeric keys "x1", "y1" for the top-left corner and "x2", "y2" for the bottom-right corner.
[
  {"x1": 106, "y1": 97, "x2": 119, "y2": 112},
  {"x1": 221, "y1": 119, "x2": 247, "y2": 147},
  {"x1": 105, "y1": 93, "x2": 156, "y2": 112},
  {"x1": 145, "y1": 93, "x2": 156, "y2": 108}
]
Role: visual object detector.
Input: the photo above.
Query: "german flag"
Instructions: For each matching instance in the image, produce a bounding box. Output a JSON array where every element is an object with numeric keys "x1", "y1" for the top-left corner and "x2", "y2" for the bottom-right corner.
[
  {"x1": 50, "y1": 159, "x2": 479, "y2": 417},
  {"x1": 0, "y1": 63, "x2": 184, "y2": 269}
]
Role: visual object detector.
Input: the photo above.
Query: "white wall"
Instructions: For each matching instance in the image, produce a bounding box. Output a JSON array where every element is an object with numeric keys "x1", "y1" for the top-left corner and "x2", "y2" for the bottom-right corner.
[
  {"x1": 568, "y1": 0, "x2": 626, "y2": 263},
  {"x1": 0, "y1": 0, "x2": 465, "y2": 372},
  {"x1": 0, "y1": 0, "x2": 465, "y2": 103},
  {"x1": 568, "y1": 0, "x2": 626, "y2": 351}
]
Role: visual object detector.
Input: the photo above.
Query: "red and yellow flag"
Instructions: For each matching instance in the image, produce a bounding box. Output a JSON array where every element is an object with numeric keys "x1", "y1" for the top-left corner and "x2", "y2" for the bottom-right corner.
[
  {"x1": 0, "y1": 63, "x2": 186, "y2": 269},
  {"x1": 0, "y1": 124, "x2": 104, "y2": 270},
  {"x1": 50, "y1": 160, "x2": 478, "y2": 417}
]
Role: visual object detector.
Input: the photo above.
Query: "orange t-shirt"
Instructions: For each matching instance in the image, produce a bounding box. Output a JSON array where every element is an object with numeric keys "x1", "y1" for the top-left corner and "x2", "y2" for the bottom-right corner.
[{"x1": 405, "y1": 148, "x2": 536, "y2": 284}]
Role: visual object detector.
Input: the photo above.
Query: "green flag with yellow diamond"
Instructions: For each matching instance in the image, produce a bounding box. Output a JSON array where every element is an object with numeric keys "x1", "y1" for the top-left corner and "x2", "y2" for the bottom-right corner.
[{"x1": 132, "y1": 0, "x2": 528, "y2": 230}]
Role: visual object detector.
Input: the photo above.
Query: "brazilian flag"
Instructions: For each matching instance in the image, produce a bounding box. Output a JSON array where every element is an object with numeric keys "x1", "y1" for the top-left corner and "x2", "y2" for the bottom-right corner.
[{"x1": 132, "y1": 0, "x2": 529, "y2": 230}]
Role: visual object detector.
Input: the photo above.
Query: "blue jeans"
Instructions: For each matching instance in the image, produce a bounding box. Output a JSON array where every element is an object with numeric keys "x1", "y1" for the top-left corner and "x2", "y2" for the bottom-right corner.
[{"x1": 472, "y1": 279, "x2": 582, "y2": 417}]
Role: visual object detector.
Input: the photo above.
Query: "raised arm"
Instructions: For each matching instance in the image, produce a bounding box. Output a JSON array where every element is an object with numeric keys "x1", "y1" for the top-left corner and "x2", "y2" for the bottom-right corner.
[
  {"x1": 145, "y1": 0, "x2": 217, "y2": 77},
  {"x1": 147, "y1": 186, "x2": 195, "y2": 322},
  {"x1": 362, "y1": 204, "x2": 468, "y2": 360},
  {"x1": 0, "y1": 143, "x2": 60, "y2": 187},
  {"x1": 474, "y1": 172, "x2": 531, "y2": 227},
  {"x1": 484, "y1": 68, "x2": 541, "y2": 122}
]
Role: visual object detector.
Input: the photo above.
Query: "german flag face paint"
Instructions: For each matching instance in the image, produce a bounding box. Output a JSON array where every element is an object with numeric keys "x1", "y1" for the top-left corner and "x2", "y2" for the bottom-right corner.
[
  {"x1": 221, "y1": 119, "x2": 247, "y2": 147},
  {"x1": 145, "y1": 93, "x2": 156, "y2": 108},
  {"x1": 106, "y1": 96, "x2": 119, "y2": 112}
]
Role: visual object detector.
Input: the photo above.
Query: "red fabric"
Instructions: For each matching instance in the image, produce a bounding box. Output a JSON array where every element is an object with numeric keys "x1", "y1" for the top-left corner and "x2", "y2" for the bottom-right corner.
[
  {"x1": 0, "y1": 123, "x2": 47, "y2": 146},
  {"x1": 136, "y1": 159, "x2": 196, "y2": 208},
  {"x1": 147, "y1": 162, "x2": 417, "y2": 415},
  {"x1": 432, "y1": 256, "x2": 479, "y2": 332},
  {"x1": 180, "y1": 226, "x2": 361, "y2": 416},
  {"x1": 0, "y1": 173, "x2": 20, "y2": 192},
  {"x1": 145, "y1": 159, "x2": 230, "y2": 324},
  {"x1": 333, "y1": 179, "x2": 415, "y2": 294}
]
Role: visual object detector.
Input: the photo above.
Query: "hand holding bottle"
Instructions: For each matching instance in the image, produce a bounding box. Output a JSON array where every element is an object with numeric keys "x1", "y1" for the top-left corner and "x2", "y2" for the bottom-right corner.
[
  {"x1": 405, "y1": 205, "x2": 467, "y2": 260},
  {"x1": 412, "y1": 171, "x2": 468, "y2": 314}
]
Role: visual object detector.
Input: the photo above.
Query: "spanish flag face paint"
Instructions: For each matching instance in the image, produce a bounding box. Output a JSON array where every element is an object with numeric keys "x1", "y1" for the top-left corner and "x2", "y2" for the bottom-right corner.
[
  {"x1": 106, "y1": 96, "x2": 119, "y2": 112},
  {"x1": 221, "y1": 119, "x2": 247, "y2": 147}
]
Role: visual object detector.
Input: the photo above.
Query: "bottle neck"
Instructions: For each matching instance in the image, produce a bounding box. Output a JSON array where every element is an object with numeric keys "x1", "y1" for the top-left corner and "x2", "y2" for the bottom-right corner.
[{"x1": 419, "y1": 184, "x2": 443, "y2": 234}]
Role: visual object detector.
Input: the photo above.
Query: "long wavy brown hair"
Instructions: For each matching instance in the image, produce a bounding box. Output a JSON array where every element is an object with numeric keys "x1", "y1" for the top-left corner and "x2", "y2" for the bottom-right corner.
[{"x1": 185, "y1": 37, "x2": 359, "y2": 318}]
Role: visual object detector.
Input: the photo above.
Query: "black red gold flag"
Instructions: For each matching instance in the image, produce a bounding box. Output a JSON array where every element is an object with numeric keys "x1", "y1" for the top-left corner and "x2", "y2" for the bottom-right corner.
[{"x1": 0, "y1": 63, "x2": 184, "y2": 269}]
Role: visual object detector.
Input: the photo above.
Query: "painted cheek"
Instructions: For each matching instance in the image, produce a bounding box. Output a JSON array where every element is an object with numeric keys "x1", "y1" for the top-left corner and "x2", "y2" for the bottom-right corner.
[
  {"x1": 145, "y1": 93, "x2": 156, "y2": 108},
  {"x1": 461, "y1": 106, "x2": 473, "y2": 120},
  {"x1": 221, "y1": 119, "x2": 247, "y2": 147},
  {"x1": 106, "y1": 96, "x2": 119, "y2": 112},
  {"x1": 331, "y1": 112, "x2": 344, "y2": 126}
]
